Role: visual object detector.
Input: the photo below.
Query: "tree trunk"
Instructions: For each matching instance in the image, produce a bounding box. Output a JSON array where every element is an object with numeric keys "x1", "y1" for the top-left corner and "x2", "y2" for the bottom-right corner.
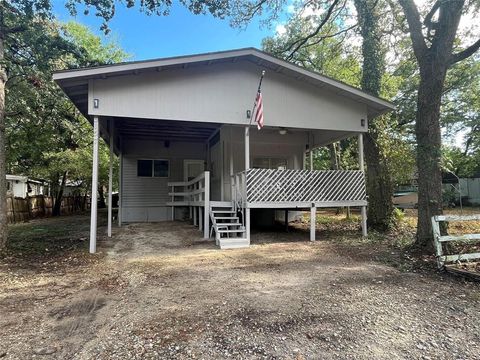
[
  {"x1": 98, "y1": 185, "x2": 106, "y2": 209},
  {"x1": 354, "y1": 0, "x2": 395, "y2": 231},
  {"x1": 414, "y1": 62, "x2": 448, "y2": 251},
  {"x1": 0, "y1": 35, "x2": 8, "y2": 252},
  {"x1": 364, "y1": 131, "x2": 394, "y2": 229},
  {"x1": 52, "y1": 171, "x2": 67, "y2": 216}
]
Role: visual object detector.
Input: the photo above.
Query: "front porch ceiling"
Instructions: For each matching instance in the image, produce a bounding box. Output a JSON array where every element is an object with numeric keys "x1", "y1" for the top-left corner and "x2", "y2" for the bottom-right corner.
[{"x1": 114, "y1": 117, "x2": 221, "y2": 142}]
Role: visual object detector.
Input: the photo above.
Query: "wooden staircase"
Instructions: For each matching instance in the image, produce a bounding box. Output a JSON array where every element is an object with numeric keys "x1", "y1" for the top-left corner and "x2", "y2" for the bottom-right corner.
[{"x1": 209, "y1": 202, "x2": 249, "y2": 249}]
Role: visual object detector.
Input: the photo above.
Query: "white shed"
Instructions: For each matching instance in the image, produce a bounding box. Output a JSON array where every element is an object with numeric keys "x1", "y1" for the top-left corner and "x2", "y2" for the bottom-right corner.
[
  {"x1": 6, "y1": 175, "x2": 48, "y2": 198},
  {"x1": 53, "y1": 48, "x2": 394, "y2": 251}
]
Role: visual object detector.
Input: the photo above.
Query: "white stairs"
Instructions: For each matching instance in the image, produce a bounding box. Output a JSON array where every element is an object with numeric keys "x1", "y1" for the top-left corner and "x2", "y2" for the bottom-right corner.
[{"x1": 210, "y1": 202, "x2": 249, "y2": 249}]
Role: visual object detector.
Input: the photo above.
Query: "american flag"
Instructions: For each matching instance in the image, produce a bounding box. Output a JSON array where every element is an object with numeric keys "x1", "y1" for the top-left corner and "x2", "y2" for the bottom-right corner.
[{"x1": 254, "y1": 90, "x2": 264, "y2": 130}]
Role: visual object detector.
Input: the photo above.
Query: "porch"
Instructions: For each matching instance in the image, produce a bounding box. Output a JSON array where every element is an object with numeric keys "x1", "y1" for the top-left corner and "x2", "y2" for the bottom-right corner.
[{"x1": 167, "y1": 148, "x2": 367, "y2": 249}]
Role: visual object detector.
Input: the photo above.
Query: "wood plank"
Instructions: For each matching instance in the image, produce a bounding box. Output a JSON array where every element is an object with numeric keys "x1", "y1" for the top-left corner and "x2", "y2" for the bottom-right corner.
[
  {"x1": 441, "y1": 253, "x2": 480, "y2": 263},
  {"x1": 435, "y1": 214, "x2": 480, "y2": 222},
  {"x1": 439, "y1": 234, "x2": 480, "y2": 242}
]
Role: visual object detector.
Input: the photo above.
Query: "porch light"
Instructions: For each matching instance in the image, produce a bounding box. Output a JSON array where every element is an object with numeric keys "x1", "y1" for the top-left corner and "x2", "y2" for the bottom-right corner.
[
  {"x1": 93, "y1": 99, "x2": 99, "y2": 109},
  {"x1": 361, "y1": 118, "x2": 365, "y2": 127},
  {"x1": 279, "y1": 128, "x2": 287, "y2": 135}
]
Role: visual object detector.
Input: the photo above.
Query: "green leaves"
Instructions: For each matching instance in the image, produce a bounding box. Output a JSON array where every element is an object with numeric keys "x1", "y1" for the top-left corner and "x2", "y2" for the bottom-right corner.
[{"x1": 4, "y1": 16, "x2": 127, "y2": 195}]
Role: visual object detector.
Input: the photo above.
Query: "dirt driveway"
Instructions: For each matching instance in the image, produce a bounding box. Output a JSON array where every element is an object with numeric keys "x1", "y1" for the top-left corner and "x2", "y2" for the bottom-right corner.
[{"x1": 1, "y1": 213, "x2": 480, "y2": 359}]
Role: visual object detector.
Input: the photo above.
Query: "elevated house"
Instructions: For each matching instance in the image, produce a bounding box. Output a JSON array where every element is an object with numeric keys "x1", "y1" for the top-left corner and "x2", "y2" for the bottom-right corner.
[{"x1": 53, "y1": 48, "x2": 394, "y2": 252}]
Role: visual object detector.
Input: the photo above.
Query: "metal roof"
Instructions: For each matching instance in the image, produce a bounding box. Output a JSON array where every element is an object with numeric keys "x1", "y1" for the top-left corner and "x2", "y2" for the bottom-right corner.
[{"x1": 53, "y1": 47, "x2": 395, "y2": 118}]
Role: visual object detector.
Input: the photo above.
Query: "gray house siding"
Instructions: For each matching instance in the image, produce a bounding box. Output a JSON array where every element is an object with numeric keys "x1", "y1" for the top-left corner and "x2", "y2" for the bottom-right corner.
[
  {"x1": 121, "y1": 139, "x2": 206, "y2": 222},
  {"x1": 89, "y1": 60, "x2": 368, "y2": 132}
]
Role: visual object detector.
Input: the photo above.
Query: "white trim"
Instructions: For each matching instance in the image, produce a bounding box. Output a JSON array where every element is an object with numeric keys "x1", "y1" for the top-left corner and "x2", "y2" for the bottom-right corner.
[{"x1": 247, "y1": 200, "x2": 368, "y2": 208}]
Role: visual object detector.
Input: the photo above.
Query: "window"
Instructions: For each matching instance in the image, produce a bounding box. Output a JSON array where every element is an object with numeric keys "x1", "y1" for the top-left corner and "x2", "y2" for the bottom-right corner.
[
  {"x1": 137, "y1": 159, "x2": 169, "y2": 177},
  {"x1": 153, "y1": 160, "x2": 169, "y2": 177},
  {"x1": 253, "y1": 157, "x2": 288, "y2": 170}
]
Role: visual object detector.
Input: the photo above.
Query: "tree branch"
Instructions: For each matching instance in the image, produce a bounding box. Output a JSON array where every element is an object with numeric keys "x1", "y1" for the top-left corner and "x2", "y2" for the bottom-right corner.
[
  {"x1": 283, "y1": 0, "x2": 343, "y2": 60},
  {"x1": 423, "y1": 0, "x2": 440, "y2": 30},
  {"x1": 450, "y1": 38, "x2": 480, "y2": 65},
  {"x1": 398, "y1": 0, "x2": 428, "y2": 59}
]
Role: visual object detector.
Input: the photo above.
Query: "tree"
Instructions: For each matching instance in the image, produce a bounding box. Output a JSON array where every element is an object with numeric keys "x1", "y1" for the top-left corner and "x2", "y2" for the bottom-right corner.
[
  {"x1": 353, "y1": 0, "x2": 395, "y2": 230},
  {"x1": 0, "y1": 0, "x2": 234, "y2": 251},
  {"x1": 397, "y1": 0, "x2": 480, "y2": 251},
  {"x1": 262, "y1": 0, "x2": 397, "y2": 230},
  {"x1": 4, "y1": 18, "x2": 127, "y2": 221}
]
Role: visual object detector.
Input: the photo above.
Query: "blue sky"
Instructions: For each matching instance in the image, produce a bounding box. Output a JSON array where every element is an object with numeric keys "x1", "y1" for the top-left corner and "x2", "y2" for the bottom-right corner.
[{"x1": 52, "y1": 1, "x2": 279, "y2": 60}]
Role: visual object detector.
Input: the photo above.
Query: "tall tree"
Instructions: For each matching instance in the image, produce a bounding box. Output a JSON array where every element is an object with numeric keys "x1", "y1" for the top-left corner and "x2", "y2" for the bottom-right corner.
[
  {"x1": 262, "y1": 0, "x2": 396, "y2": 230},
  {"x1": 398, "y1": 0, "x2": 480, "y2": 250},
  {"x1": 354, "y1": 0, "x2": 395, "y2": 230}
]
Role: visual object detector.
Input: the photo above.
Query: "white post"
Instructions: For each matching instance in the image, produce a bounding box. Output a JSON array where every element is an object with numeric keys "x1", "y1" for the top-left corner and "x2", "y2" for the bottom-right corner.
[
  {"x1": 203, "y1": 171, "x2": 210, "y2": 239},
  {"x1": 89, "y1": 116, "x2": 100, "y2": 253},
  {"x1": 245, "y1": 126, "x2": 250, "y2": 170},
  {"x1": 118, "y1": 152, "x2": 122, "y2": 227},
  {"x1": 309, "y1": 150, "x2": 313, "y2": 171},
  {"x1": 244, "y1": 126, "x2": 250, "y2": 243},
  {"x1": 230, "y1": 142, "x2": 234, "y2": 201},
  {"x1": 310, "y1": 204, "x2": 316, "y2": 241},
  {"x1": 245, "y1": 208, "x2": 251, "y2": 242},
  {"x1": 358, "y1": 133, "x2": 367, "y2": 237},
  {"x1": 199, "y1": 206, "x2": 203, "y2": 231},
  {"x1": 193, "y1": 206, "x2": 197, "y2": 226},
  {"x1": 107, "y1": 120, "x2": 113, "y2": 238}
]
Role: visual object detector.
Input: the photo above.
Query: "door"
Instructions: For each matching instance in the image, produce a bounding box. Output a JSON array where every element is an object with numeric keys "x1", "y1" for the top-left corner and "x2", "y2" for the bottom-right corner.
[{"x1": 184, "y1": 160, "x2": 205, "y2": 182}]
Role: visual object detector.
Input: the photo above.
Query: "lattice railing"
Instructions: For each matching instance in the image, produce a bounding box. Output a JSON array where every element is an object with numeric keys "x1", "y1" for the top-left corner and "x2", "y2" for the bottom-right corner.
[{"x1": 245, "y1": 169, "x2": 366, "y2": 204}]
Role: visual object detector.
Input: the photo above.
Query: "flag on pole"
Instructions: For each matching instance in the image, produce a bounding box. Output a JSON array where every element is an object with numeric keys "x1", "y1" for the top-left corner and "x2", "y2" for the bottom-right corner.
[
  {"x1": 248, "y1": 70, "x2": 265, "y2": 130},
  {"x1": 254, "y1": 90, "x2": 264, "y2": 130}
]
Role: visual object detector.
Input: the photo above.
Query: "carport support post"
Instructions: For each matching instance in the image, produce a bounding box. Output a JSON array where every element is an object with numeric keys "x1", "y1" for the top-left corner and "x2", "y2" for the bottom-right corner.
[
  {"x1": 245, "y1": 126, "x2": 250, "y2": 243},
  {"x1": 203, "y1": 171, "x2": 210, "y2": 239},
  {"x1": 310, "y1": 204, "x2": 316, "y2": 241},
  {"x1": 107, "y1": 120, "x2": 113, "y2": 238},
  {"x1": 89, "y1": 116, "x2": 100, "y2": 253},
  {"x1": 358, "y1": 133, "x2": 367, "y2": 237}
]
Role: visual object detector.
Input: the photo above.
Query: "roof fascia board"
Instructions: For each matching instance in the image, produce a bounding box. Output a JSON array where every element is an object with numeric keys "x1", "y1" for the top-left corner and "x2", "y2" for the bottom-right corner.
[{"x1": 53, "y1": 48, "x2": 253, "y2": 81}]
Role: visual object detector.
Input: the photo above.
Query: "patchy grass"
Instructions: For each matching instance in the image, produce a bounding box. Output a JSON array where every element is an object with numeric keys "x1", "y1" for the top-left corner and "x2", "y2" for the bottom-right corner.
[{"x1": 3, "y1": 210, "x2": 110, "y2": 269}]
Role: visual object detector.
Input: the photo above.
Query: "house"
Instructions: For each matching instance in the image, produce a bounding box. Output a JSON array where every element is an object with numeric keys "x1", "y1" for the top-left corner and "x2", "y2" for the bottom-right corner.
[
  {"x1": 53, "y1": 48, "x2": 394, "y2": 252},
  {"x1": 6, "y1": 175, "x2": 49, "y2": 198}
]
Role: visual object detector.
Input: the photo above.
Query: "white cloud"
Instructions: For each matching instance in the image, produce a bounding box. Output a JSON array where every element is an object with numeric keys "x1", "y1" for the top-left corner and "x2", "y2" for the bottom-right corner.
[{"x1": 275, "y1": 23, "x2": 287, "y2": 35}]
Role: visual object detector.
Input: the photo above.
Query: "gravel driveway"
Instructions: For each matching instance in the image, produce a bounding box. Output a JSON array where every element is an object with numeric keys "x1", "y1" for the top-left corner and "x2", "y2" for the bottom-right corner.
[{"x1": 1, "y1": 215, "x2": 479, "y2": 359}]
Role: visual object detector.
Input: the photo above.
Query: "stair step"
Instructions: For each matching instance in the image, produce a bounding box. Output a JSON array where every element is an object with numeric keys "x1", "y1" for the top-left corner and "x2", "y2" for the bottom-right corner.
[
  {"x1": 216, "y1": 229, "x2": 245, "y2": 233},
  {"x1": 214, "y1": 222, "x2": 242, "y2": 227},
  {"x1": 218, "y1": 238, "x2": 250, "y2": 249},
  {"x1": 212, "y1": 210, "x2": 236, "y2": 214},
  {"x1": 214, "y1": 216, "x2": 239, "y2": 220}
]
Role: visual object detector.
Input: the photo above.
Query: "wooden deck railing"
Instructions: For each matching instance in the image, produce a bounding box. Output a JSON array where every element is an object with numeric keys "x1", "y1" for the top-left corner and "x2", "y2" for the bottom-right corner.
[
  {"x1": 167, "y1": 171, "x2": 210, "y2": 238},
  {"x1": 236, "y1": 168, "x2": 366, "y2": 208}
]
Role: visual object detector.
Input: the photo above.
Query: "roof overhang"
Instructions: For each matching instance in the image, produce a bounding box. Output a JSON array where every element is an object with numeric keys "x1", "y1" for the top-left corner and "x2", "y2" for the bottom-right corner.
[{"x1": 53, "y1": 47, "x2": 395, "y2": 120}]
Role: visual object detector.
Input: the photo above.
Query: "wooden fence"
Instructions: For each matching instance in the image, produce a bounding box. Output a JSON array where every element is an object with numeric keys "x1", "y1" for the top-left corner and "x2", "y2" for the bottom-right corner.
[{"x1": 7, "y1": 195, "x2": 90, "y2": 223}]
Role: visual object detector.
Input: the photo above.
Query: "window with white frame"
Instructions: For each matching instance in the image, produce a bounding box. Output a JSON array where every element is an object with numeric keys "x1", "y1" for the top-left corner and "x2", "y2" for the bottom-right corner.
[{"x1": 137, "y1": 159, "x2": 169, "y2": 177}]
